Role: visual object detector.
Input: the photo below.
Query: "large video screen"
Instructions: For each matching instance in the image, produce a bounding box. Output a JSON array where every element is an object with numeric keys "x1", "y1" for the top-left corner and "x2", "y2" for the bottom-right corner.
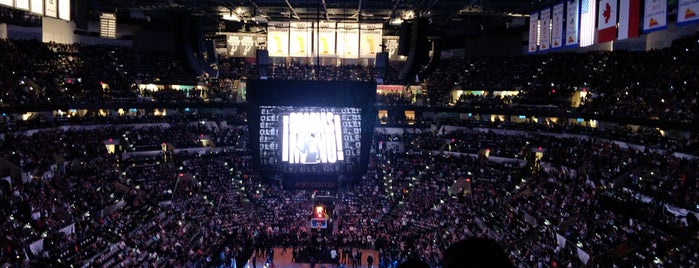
[
  {"x1": 259, "y1": 106, "x2": 362, "y2": 173},
  {"x1": 246, "y1": 79, "x2": 376, "y2": 180}
]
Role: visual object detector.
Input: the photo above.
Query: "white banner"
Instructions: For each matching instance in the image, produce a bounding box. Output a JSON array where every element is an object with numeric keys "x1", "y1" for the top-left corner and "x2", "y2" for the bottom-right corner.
[
  {"x1": 383, "y1": 36, "x2": 403, "y2": 61},
  {"x1": 15, "y1": 0, "x2": 29, "y2": 10},
  {"x1": 336, "y1": 23, "x2": 359, "y2": 58},
  {"x1": 317, "y1": 21, "x2": 336, "y2": 57},
  {"x1": 565, "y1": 0, "x2": 580, "y2": 46},
  {"x1": 31, "y1": 0, "x2": 44, "y2": 15},
  {"x1": 359, "y1": 23, "x2": 382, "y2": 58},
  {"x1": 267, "y1": 21, "x2": 289, "y2": 57},
  {"x1": 58, "y1": 0, "x2": 70, "y2": 21},
  {"x1": 227, "y1": 33, "x2": 264, "y2": 58},
  {"x1": 528, "y1": 12, "x2": 539, "y2": 53},
  {"x1": 45, "y1": 0, "x2": 58, "y2": 18},
  {"x1": 551, "y1": 3, "x2": 564, "y2": 48},
  {"x1": 0, "y1": 0, "x2": 13, "y2": 7},
  {"x1": 289, "y1": 22, "x2": 313, "y2": 57},
  {"x1": 539, "y1": 8, "x2": 551, "y2": 51},
  {"x1": 643, "y1": 0, "x2": 667, "y2": 32},
  {"x1": 678, "y1": 0, "x2": 699, "y2": 25}
]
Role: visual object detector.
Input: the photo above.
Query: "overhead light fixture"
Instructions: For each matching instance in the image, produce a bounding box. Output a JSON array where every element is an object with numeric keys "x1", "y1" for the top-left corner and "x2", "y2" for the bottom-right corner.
[
  {"x1": 222, "y1": 12, "x2": 241, "y2": 22},
  {"x1": 390, "y1": 17, "x2": 403, "y2": 25}
]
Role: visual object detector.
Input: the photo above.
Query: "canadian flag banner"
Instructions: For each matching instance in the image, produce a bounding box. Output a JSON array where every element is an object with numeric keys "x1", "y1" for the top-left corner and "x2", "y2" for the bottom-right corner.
[
  {"x1": 677, "y1": 0, "x2": 699, "y2": 26},
  {"x1": 529, "y1": 12, "x2": 539, "y2": 53},
  {"x1": 643, "y1": 0, "x2": 667, "y2": 33},
  {"x1": 566, "y1": 0, "x2": 580, "y2": 46},
  {"x1": 597, "y1": 0, "x2": 617, "y2": 43},
  {"x1": 619, "y1": 0, "x2": 641, "y2": 39},
  {"x1": 540, "y1": 8, "x2": 551, "y2": 51},
  {"x1": 551, "y1": 2, "x2": 565, "y2": 48}
]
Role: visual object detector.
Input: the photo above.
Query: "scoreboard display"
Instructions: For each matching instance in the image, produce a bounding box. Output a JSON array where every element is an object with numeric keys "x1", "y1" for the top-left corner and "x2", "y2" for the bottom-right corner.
[
  {"x1": 259, "y1": 106, "x2": 362, "y2": 173},
  {"x1": 247, "y1": 80, "x2": 376, "y2": 181}
]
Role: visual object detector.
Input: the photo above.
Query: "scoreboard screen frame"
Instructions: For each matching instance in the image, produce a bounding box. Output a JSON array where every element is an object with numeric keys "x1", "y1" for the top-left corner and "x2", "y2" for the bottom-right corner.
[{"x1": 246, "y1": 79, "x2": 376, "y2": 179}]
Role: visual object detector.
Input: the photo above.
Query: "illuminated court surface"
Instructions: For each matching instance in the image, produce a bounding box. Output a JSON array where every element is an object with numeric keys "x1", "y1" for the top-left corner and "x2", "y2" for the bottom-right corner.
[{"x1": 243, "y1": 248, "x2": 379, "y2": 268}]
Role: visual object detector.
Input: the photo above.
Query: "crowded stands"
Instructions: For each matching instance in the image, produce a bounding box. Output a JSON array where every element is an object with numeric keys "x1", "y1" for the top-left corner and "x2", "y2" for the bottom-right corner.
[{"x1": 0, "y1": 21, "x2": 698, "y2": 268}]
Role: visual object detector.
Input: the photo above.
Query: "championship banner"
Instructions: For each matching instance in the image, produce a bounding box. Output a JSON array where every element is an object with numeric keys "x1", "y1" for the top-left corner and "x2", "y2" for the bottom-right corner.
[
  {"x1": 618, "y1": 0, "x2": 641, "y2": 39},
  {"x1": 528, "y1": 12, "x2": 539, "y2": 53},
  {"x1": 551, "y1": 2, "x2": 564, "y2": 48},
  {"x1": 317, "y1": 21, "x2": 336, "y2": 57},
  {"x1": 359, "y1": 23, "x2": 382, "y2": 58},
  {"x1": 677, "y1": 0, "x2": 699, "y2": 26},
  {"x1": 566, "y1": 0, "x2": 580, "y2": 46},
  {"x1": 383, "y1": 36, "x2": 403, "y2": 61},
  {"x1": 31, "y1": 0, "x2": 44, "y2": 15},
  {"x1": 337, "y1": 23, "x2": 359, "y2": 59},
  {"x1": 597, "y1": 0, "x2": 617, "y2": 43},
  {"x1": 45, "y1": 0, "x2": 58, "y2": 18},
  {"x1": 58, "y1": 0, "x2": 70, "y2": 21},
  {"x1": 539, "y1": 8, "x2": 551, "y2": 51},
  {"x1": 228, "y1": 33, "x2": 264, "y2": 58},
  {"x1": 15, "y1": 0, "x2": 29, "y2": 10},
  {"x1": 643, "y1": 0, "x2": 667, "y2": 33},
  {"x1": 289, "y1": 22, "x2": 313, "y2": 57},
  {"x1": 0, "y1": 0, "x2": 12, "y2": 8},
  {"x1": 267, "y1": 21, "x2": 290, "y2": 57}
]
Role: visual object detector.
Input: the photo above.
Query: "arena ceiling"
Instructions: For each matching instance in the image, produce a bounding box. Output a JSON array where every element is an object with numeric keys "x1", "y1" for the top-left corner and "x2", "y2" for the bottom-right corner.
[{"x1": 91, "y1": 0, "x2": 536, "y2": 37}]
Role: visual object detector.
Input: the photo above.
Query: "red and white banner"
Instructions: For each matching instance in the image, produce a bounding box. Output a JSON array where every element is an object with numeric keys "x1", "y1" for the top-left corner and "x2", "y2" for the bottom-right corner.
[
  {"x1": 677, "y1": 0, "x2": 699, "y2": 26},
  {"x1": 528, "y1": 12, "x2": 539, "y2": 53},
  {"x1": 566, "y1": 0, "x2": 580, "y2": 46},
  {"x1": 539, "y1": 8, "x2": 551, "y2": 51},
  {"x1": 551, "y1": 3, "x2": 564, "y2": 48},
  {"x1": 618, "y1": 0, "x2": 641, "y2": 39},
  {"x1": 597, "y1": 0, "x2": 617, "y2": 43},
  {"x1": 643, "y1": 0, "x2": 667, "y2": 33}
]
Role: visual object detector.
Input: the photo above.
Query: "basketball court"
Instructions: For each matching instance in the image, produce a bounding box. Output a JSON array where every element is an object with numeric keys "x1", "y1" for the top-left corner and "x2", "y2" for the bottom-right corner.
[{"x1": 243, "y1": 248, "x2": 379, "y2": 268}]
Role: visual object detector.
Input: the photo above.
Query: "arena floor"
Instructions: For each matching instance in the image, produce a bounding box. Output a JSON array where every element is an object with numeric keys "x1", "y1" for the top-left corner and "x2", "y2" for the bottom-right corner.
[{"x1": 244, "y1": 248, "x2": 379, "y2": 268}]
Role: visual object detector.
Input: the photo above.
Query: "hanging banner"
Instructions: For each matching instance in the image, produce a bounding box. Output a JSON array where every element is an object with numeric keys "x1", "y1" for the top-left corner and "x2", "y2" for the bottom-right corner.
[
  {"x1": 0, "y1": 0, "x2": 13, "y2": 8},
  {"x1": 677, "y1": 0, "x2": 699, "y2": 26},
  {"x1": 289, "y1": 22, "x2": 313, "y2": 57},
  {"x1": 618, "y1": 0, "x2": 641, "y2": 39},
  {"x1": 45, "y1": 0, "x2": 58, "y2": 18},
  {"x1": 15, "y1": 0, "x2": 29, "y2": 10},
  {"x1": 317, "y1": 21, "x2": 336, "y2": 57},
  {"x1": 228, "y1": 33, "x2": 264, "y2": 58},
  {"x1": 528, "y1": 12, "x2": 539, "y2": 53},
  {"x1": 336, "y1": 23, "x2": 359, "y2": 58},
  {"x1": 551, "y1": 2, "x2": 564, "y2": 48},
  {"x1": 58, "y1": 0, "x2": 70, "y2": 21},
  {"x1": 643, "y1": 0, "x2": 667, "y2": 33},
  {"x1": 539, "y1": 8, "x2": 551, "y2": 51},
  {"x1": 267, "y1": 21, "x2": 290, "y2": 57},
  {"x1": 383, "y1": 36, "x2": 403, "y2": 61},
  {"x1": 565, "y1": 0, "x2": 580, "y2": 47},
  {"x1": 579, "y1": 0, "x2": 596, "y2": 47},
  {"x1": 31, "y1": 0, "x2": 44, "y2": 15},
  {"x1": 359, "y1": 23, "x2": 382, "y2": 58},
  {"x1": 597, "y1": 0, "x2": 618, "y2": 43}
]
